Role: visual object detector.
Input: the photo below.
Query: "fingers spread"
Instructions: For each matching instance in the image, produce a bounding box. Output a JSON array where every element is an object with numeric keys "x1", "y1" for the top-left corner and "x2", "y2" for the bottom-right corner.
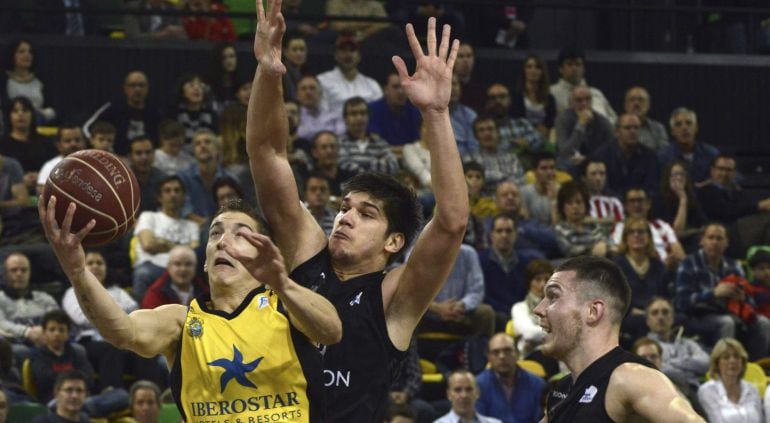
[
  {"x1": 446, "y1": 39, "x2": 460, "y2": 72},
  {"x1": 426, "y1": 17, "x2": 437, "y2": 56},
  {"x1": 61, "y1": 202, "x2": 76, "y2": 235},
  {"x1": 438, "y1": 24, "x2": 451, "y2": 61},
  {"x1": 391, "y1": 56, "x2": 409, "y2": 80},
  {"x1": 75, "y1": 219, "x2": 96, "y2": 240},
  {"x1": 404, "y1": 23, "x2": 423, "y2": 60}
]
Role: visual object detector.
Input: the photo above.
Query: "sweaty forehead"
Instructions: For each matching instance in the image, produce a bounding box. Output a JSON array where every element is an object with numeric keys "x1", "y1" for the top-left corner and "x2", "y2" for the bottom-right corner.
[{"x1": 211, "y1": 211, "x2": 259, "y2": 231}]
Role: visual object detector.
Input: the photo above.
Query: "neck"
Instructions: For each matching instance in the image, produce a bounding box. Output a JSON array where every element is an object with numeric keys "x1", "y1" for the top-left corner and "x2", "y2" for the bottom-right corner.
[
  {"x1": 57, "y1": 406, "x2": 79, "y2": 421},
  {"x1": 495, "y1": 246, "x2": 513, "y2": 258},
  {"x1": 677, "y1": 140, "x2": 694, "y2": 153},
  {"x1": 349, "y1": 130, "x2": 366, "y2": 140},
  {"x1": 456, "y1": 409, "x2": 476, "y2": 421},
  {"x1": 525, "y1": 81, "x2": 538, "y2": 97},
  {"x1": 10, "y1": 127, "x2": 30, "y2": 140},
  {"x1": 162, "y1": 207, "x2": 181, "y2": 218},
  {"x1": 535, "y1": 180, "x2": 549, "y2": 193},
  {"x1": 210, "y1": 281, "x2": 260, "y2": 313},
  {"x1": 174, "y1": 281, "x2": 192, "y2": 292},
  {"x1": 48, "y1": 345, "x2": 66, "y2": 356},
  {"x1": 10, "y1": 68, "x2": 32, "y2": 78},
  {"x1": 317, "y1": 164, "x2": 337, "y2": 178},
  {"x1": 199, "y1": 161, "x2": 218, "y2": 176},
  {"x1": 330, "y1": 254, "x2": 386, "y2": 282},
  {"x1": 187, "y1": 101, "x2": 202, "y2": 112},
  {"x1": 656, "y1": 329, "x2": 673, "y2": 343},
  {"x1": 127, "y1": 99, "x2": 144, "y2": 109},
  {"x1": 566, "y1": 331, "x2": 619, "y2": 381},
  {"x1": 340, "y1": 67, "x2": 358, "y2": 81},
  {"x1": 627, "y1": 250, "x2": 648, "y2": 264},
  {"x1": 705, "y1": 252, "x2": 722, "y2": 270}
]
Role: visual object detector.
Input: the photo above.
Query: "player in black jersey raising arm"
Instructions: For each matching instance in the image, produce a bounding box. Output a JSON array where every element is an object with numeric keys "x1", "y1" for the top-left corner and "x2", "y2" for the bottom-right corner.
[
  {"x1": 247, "y1": 0, "x2": 468, "y2": 421},
  {"x1": 536, "y1": 256, "x2": 703, "y2": 422}
]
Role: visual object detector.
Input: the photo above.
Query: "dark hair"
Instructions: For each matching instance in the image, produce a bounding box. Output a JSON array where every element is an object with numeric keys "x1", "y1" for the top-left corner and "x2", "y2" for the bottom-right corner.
[
  {"x1": 341, "y1": 172, "x2": 421, "y2": 264},
  {"x1": 211, "y1": 176, "x2": 244, "y2": 204},
  {"x1": 89, "y1": 121, "x2": 116, "y2": 137},
  {"x1": 556, "y1": 46, "x2": 585, "y2": 67},
  {"x1": 579, "y1": 157, "x2": 606, "y2": 178},
  {"x1": 711, "y1": 152, "x2": 737, "y2": 168},
  {"x1": 129, "y1": 380, "x2": 161, "y2": 407},
  {"x1": 631, "y1": 336, "x2": 662, "y2": 356},
  {"x1": 514, "y1": 54, "x2": 551, "y2": 104},
  {"x1": 4, "y1": 96, "x2": 37, "y2": 135},
  {"x1": 524, "y1": 259, "x2": 554, "y2": 292},
  {"x1": 128, "y1": 135, "x2": 155, "y2": 151},
  {"x1": 158, "y1": 119, "x2": 186, "y2": 140},
  {"x1": 42, "y1": 309, "x2": 71, "y2": 330},
  {"x1": 212, "y1": 199, "x2": 269, "y2": 236},
  {"x1": 4, "y1": 39, "x2": 33, "y2": 72},
  {"x1": 462, "y1": 160, "x2": 485, "y2": 176},
  {"x1": 56, "y1": 121, "x2": 83, "y2": 142},
  {"x1": 156, "y1": 175, "x2": 185, "y2": 195},
  {"x1": 659, "y1": 161, "x2": 695, "y2": 210},
  {"x1": 385, "y1": 403, "x2": 415, "y2": 422},
  {"x1": 54, "y1": 370, "x2": 88, "y2": 394},
  {"x1": 342, "y1": 96, "x2": 368, "y2": 118},
  {"x1": 471, "y1": 115, "x2": 496, "y2": 137},
  {"x1": 491, "y1": 213, "x2": 516, "y2": 231},
  {"x1": 556, "y1": 180, "x2": 589, "y2": 221},
  {"x1": 645, "y1": 296, "x2": 673, "y2": 313},
  {"x1": 282, "y1": 30, "x2": 306, "y2": 48},
  {"x1": 311, "y1": 130, "x2": 338, "y2": 148},
  {"x1": 554, "y1": 256, "x2": 631, "y2": 324},
  {"x1": 531, "y1": 151, "x2": 556, "y2": 169},
  {"x1": 174, "y1": 72, "x2": 210, "y2": 106}
]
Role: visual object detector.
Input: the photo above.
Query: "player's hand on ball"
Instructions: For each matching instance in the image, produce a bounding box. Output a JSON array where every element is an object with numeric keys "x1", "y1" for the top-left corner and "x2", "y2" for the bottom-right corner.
[{"x1": 39, "y1": 195, "x2": 96, "y2": 272}]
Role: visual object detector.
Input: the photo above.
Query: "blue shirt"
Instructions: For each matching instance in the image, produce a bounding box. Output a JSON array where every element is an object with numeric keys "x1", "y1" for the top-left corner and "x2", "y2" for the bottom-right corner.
[
  {"x1": 433, "y1": 244, "x2": 485, "y2": 310},
  {"x1": 178, "y1": 164, "x2": 233, "y2": 218},
  {"x1": 366, "y1": 98, "x2": 421, "y2": 146},
  {"x1": 476, "y1": 367, "x2": 546, "y2": 423},
  {"x1": 675, "y1": 249, "x2": 745, "y2": 313},
  {"x1": 657, "y1": 141, "x2": 720, "y2": 185}
]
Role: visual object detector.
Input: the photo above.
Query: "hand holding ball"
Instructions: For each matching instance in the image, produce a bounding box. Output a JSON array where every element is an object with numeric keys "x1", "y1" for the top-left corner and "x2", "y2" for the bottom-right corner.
[{"x1": 42, "y1": 150, "x2": 141, "y2": 247}]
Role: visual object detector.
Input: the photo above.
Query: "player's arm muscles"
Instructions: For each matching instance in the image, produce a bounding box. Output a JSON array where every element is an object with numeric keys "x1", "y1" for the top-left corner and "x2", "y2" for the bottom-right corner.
[
  {"x1": 246, "y1": 44, "x2": 325, "y2": 271},
  {"x1": 384, "y1": 111, "x2": 468, "y2": 351},
  {"x1": 278, "y1": 279, "x2": 342, "y2": 345},
  {"x1": 609, "y1": 363, "x2": 705, "y2": 422}
]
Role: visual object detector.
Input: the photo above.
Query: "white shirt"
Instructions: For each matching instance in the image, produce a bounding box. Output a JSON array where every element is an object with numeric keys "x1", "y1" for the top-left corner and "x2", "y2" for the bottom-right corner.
[
  {"x1": 698, "y1": 379, "x2": 762, "y2": 423},
  {"x1": 133, "y1": 210, "x2": 198, "y2": 268},
  {"x1": 317, "y1": 67, "x2": 383, "y2": 118},
  {"x1": 62, "y1": 285, "x2": 137, "y2": 341},
  {"x1": 550, "y1": 78, "x2": 617, "y2": 125},
  {"x1": 153, "y1": 149, "x2": 195, "y2": 175},
  {"x1": 611, "y1": 219, "x2": 679, "y2": 261},
  {"x1": 433, "y1": 410, "x2": 503, "y2": 423}
]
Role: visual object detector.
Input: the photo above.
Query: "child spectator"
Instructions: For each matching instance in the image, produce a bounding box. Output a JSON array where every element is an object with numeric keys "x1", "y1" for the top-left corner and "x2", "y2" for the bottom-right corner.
[
  {"x1": 750, "y1": 250, "x2": 770, "y2": 319},
  {"x1": 153, "y1": 120, "x2": 195, "y2": 175}
]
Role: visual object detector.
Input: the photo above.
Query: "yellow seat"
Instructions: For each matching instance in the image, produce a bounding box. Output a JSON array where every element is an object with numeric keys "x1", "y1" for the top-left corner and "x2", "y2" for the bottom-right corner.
[
  {"x1": 505, "y1": 320, "x2": 515, "y2": 338},
  {"x1": 525, "y1": 169, "x2": 573, "y2": 185},
  {"x1": 37, "y1": 126, "x2": 58, "y2": 137},
  {"x1": 416, "y1": 332, "x2": 463, "y2": 342},
  {"x1": 21, "y1": 358, "x2": 38, "y2": 400},
  {"x1": 706, "y1": 362, "x2": 768, "y2": 398},
  {"x1": 419, "y1": 358, "x2": 444, "y2": 384},
  {"x1": 517, "y1": 359, "x2": 546, "y2": 378}
]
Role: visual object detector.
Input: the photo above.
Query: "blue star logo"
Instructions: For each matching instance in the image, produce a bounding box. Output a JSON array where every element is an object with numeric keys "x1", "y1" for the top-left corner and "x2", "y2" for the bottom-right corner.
[{"x1": 207, "y1": 345, "x2": 263, "y2": 393}]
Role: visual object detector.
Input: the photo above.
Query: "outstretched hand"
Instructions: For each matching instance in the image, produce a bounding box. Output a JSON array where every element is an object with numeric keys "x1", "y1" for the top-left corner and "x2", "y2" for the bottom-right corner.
[
  {"x1": 392, "y1": 17, "x2": 459, "y2": 114},
  {"x1": 254, "y1": 0, "x2": 287, "y2": 75},
  {"x1": 224, "y1": 230, "x2": 290, "y2": 291},
  {"x1": 38, "y1": 195, "x2": 95, "y2": 276}
]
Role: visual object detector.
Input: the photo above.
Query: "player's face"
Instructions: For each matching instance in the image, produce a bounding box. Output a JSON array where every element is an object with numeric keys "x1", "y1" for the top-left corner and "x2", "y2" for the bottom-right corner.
[
  {"x1": 205, "y1": 212, "x2": 260, "y2": 284},
  {"x1": 329, "y1": 192, "x2": 398, "y2": 267},
  {"x1": 534, "y1": 271, "x2": 584, "y2": 360},
  {"x1": 85, "y1": 252, "x2": 107, "y2": 285},
  {"x1": 132, "y1": 388, "x2": 160, "y2": 423},
  {"x1": 56, "y1": 380, "x2": 87, "y2": 415},
  {"x1": 43, "y1": 321, "x2": 69, "y2": 351}
]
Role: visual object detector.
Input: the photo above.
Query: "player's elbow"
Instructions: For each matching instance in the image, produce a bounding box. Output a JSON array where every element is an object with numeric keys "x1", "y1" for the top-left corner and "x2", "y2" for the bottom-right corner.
[
  {"x1": 317, "y1": 318, "x2": 343, "y2": 346},
  {"x1": 435, "y1": 206, "x2": 468, "y2": 237}
]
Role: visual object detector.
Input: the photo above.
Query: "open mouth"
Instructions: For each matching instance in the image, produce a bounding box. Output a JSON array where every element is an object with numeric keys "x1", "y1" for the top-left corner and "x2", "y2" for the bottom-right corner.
[{"x1": 214, "y1": 257, "x2": 235, "y2": 267}]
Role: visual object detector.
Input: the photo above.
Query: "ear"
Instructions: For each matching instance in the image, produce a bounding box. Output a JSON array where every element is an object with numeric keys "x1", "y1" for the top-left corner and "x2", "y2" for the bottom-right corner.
[
  {"x1": 384, "y1": 232, "x2": 405, "y2": 255},
  {"x1": 586, "y1": 300, "x2": 606, "y2": 326}
]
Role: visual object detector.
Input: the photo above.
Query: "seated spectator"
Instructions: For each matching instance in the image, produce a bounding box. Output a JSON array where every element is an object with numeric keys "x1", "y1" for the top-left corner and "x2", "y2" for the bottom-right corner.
[
  {"x1": 697, "y1": 338, "x2": 762, "y2": 423},
  {"x1": 367, "y1": 72, "x2": 422, "y2": 154},
  {"x1": 623, "y1": 86, "x2": 668, "y2": 151},
  {"x1": 511, "y1": 260, "x2": 553, "y2": 357},
  {"x1": 219, "y1": 103, "x2": 260, "y2": 207},
  {"x1": 129, "y1": 380, "x2": 161, "y2": 423},
  {"x1": 283, "y1": 99, "x2": 312, "y2": 180},
  {"x1": 630, "y1": 336, "x2": 663, "y2": 370},
  {"x1": 181, "y1": 0, "x2": 236, "y2": 42},
  {"x1": 520, "y1": 152, "x2": 559, "y2": 225},
  {"x1": 554, "y1": 86, "x2": 614, "y2": 173},
  {"x1": 36, "y1": 123, "x2": 87, "y2": 195},
  {"x1": 31, "y1": 370, "x2": 90, "y2": 423},
  {"x1": 129, "y1": 136, "x2": 167, "y2": 214},
  {"x1": 651, "y1": 161, "x2": 707, "y2": 243},
  {"x1": 453, "y1": 43, "x2": 486, "y2": 112},
  {"x1": 403, "y1": 123, "x2": 432, "y2": 191},
  {"x1": 1, "y1": 40, "x2": 56, "y2": 123},
  {"x1": 337, "y1": 97, "x2": 399, "y2": 175},
  {"x1": 554, "y1": 181, "x2": 609, "y2": 258},
  {"x1": 434, "y1": 370, "x2": 502, "y2": 423},
  {"x1": 484, "y1": 83, "x2": 544, "y2": 162},
  {"x1": 141, "y1": 246, "x2": 206, "y2": 309},
  {"x1": 153, "y1": 120, "x2": 195, "y2": 176},
  {"x1": 304, "y1": 174, "x2": 336, "y2": 236},
  {"x1": 463, "y1": 116, "x2": 525, "y2": 194},
  {"x1": 511, "y1": 54, "x2": 556, "y2": 139},
  {"x1": 29, "y1": 310, "x2": 94, "y2": 403},
  {"x1": 326, "y1": 0, "x2": 393, "y2": 44},
  {"x1": 610, "y1": 188, "x2": 686, "y2": 270},
  {"x1": 408, "y1": 3, "x2": 466, "y2": 45},
  {"x1": 657, "y1": 107, "x2": 719, "y2": 185},
  {"x1": 123, "y1": 0, "x2": 187, "y2": 40},
  {"x1": 172, "y1": 73, "x2": 219, "y2": 145},
  {"x1": 465, "y1": 161, "x2": 497, "y2": 222},
  {"x1": 0, "y1": 153, "x2": 33, "y2": 245},
  {"x1": 179, "y1": 130, "x2": 235, "y2": 225},
  {"x1": 205, "y1": 42, "x2": 245, "y2": 112},
  {"x1": 308, "y1": 131, "x2": 356, "y2": 197},
  {"x1": 549, "y1": 46, "x2": 617, "y2": 123},
  {"x1": 420, "y1": 244, "x2": 495, "y2": 338},
  {"x1": 281, "y1": 32, "x2": 307, "y2": 103},
  {"x1": 675, "y1": 223, "x2": 770, "y2": 359},
  {"x1": 591, "y1": 113, "x2": 659, "y2": 195},
  {"x1": 386, "y1": 403, "x2": 416, "y2": 423},
  {"x1": 296, "y1": 75, "x2": 345, "y2": 141},
  {"x1": 475, "y1": 333, "x2": 545, "y2": 423},
  {"x1": 749, "y1": 250, "x2": 770, "y2": 320},
  {"x1": 612, "y1": 218, "x2": 670, "y2": 342},
  {"x1": 0, "y1": 337, "x2": 34, "y2": 403},
  {"x1": 87, "y1": 121, "x2": 116, "y2": 152},
  {"x1": 581, "y1": 158, "x2": 624, "y2": 226},
  {"x1": 449, "y1": 74, "x2": 479, "y2": 156},
  {"x1": 697, "y1": 153, "x2": 770, "y2": 226}
]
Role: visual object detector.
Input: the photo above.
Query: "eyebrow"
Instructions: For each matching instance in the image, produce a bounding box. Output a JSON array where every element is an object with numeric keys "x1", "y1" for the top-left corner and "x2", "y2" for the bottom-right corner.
[{"x1": 342, "y1": 197, "x2": 382, "y2": 214}]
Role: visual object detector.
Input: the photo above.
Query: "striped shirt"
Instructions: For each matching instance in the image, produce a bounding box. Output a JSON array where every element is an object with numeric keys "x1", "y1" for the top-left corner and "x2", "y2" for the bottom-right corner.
[
  {"x1": 589, "y1": 195, "x2": 625, "y2": 222},
  {"x1": 338, "y1": 132, "x2": 400, "y2": 175}
]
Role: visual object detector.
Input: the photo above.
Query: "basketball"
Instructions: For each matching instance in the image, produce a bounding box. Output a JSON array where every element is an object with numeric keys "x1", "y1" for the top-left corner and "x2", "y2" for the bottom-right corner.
[{"x1": 43, "y1": 149, "x2": 141, "y2": 247}]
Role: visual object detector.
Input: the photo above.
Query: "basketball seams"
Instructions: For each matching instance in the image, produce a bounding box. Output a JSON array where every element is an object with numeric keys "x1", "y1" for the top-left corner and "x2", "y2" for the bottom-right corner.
[
  {"x1": 46, "y1": 181, "x2": 120, "y2": 239},
  {"x1": 111, "y1": 154, "x2": 141, "y2": 219},
  {"x1": 68, "y1": 154, "x2": 129, "y2": 223}
]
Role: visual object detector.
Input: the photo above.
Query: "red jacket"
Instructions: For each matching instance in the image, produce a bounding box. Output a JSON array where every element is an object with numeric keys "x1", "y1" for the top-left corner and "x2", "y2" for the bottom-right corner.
[
  {"x1": 141, "y1": 271, "x2": 208, "y2": 309},
  {"x1": 182, "y1": 3, "x2": 236, "y2": 42}
]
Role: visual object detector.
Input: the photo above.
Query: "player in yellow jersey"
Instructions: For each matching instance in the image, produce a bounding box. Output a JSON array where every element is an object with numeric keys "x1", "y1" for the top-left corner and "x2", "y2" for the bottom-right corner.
[{"x1": 39, "y1": 198, "x2": 342, "y2": 422}]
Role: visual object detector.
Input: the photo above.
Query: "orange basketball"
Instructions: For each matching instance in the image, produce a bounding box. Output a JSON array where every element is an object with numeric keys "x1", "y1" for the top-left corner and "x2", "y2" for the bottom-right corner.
[{"x1": 43, "y1": 149, "x2": 141, "y2": 247}]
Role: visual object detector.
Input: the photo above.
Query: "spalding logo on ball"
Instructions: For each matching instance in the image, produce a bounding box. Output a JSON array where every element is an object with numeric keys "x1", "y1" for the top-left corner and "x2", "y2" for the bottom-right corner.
[{"x1": 43, "y1": 149, "x2": 141, "y2": 247}]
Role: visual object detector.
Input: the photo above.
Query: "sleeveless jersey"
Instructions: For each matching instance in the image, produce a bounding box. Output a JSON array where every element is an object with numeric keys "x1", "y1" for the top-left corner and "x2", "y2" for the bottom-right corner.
[
  {"x1": 546, "y1": 346, "x2": 654, "y2": 422},
  {"x1": 169, "y1": 287, "x2": 323, "y2": 423},
  {"x1": 290, "y1": 248, "x2": 406, "y2": 422}
]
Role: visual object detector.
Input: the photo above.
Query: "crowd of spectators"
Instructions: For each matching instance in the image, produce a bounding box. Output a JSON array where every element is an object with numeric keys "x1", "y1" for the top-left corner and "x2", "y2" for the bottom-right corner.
[{"x1": 1, "y1": 1, "x2": 770, "y2": 422}]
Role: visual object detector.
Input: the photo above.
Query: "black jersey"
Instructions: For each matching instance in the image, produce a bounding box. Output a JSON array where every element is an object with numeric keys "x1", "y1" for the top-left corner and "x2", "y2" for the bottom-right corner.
[
  {"x1": 290, "y1": 248, "x2": 406, "y2": 422},
  {"x1": 546, "y1": 346, "x2": 654, "y2": 422}
]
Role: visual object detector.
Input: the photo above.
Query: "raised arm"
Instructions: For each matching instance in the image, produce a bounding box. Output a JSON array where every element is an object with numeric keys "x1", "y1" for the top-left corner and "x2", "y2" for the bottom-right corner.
[
  {"x1": 246, "y1": 0, "x2": 326, "y2": 269},
  {"x1": 39, "y1": 196, "x2": 186, "y2": 361},
  {"x1": 225, "y1": 230, "x2": 342, "y2": 345},
  {"x1": 383, "y1": 18, "x2": 468, "y2": 350}
]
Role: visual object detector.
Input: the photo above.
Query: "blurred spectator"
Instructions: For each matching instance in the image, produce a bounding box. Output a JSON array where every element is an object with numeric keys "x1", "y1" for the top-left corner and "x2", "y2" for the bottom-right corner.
[
  {"x1": 172, "y1": 73, "x2": 218, "y2": 145},
  {"x1": 304, "y1": 173, "x2": 336, "y2": 236},
  {"x1": 750, "y1": 250, "x2": 770, "y2": 320},
  {"x1": 464, "y1": 116, "x2": 525, "y2": 194},
  {"x1": 179, "y1": 129, "x2": 234, "y2": 225},
  {"x1": 219, "y1": 103, "x2": 256, "y2": 206},
  {"x1": 403, "y1": 124, "x2": 432, "y2": 191},
  {"x1": 153, "y1": 119, "x2": 195, "y2": 176},
  {"x1": 87, "y1": 121, "x2": 116, "y2": 152},
  {"x1": 454, "y1": 43, "x2": 485, "y2": 112},
  {"x1": 29, "y1": 310, "x2": 94, "y2": 403},
  {"x1": 475, "y1": 1, "x2": 531, "y2": 49},
  {"x1": 129, "y1": 136, "x2": 166, "y2": 214},
  {"x1": 234, "y1": 79, "x2": 251, "y2": 108},
  {"x1": 284, "y1": 100, "x2": 311, "y2": 185},
  {"x1": 123, "y1": 0, "x2": 187, "y2": 40},
  {"x1": 612, "y1": 217, "x2": 670, "y2": 342},
  {"x1": 0, "y1": 154, "x2": 32, "y2": 245},
  {"x1": 1, "y1": 40, "x2": 56, "y2": 124},
  {"x1": 317, "y1": 35, "x2": 383, "y2": 118},
  {"x1": 281, "y1": 32, "x2": 307, "y2": 103},
  {"x1": 408, "y1": 3, "x2": 466, "y2": 45},
  {"x1": 129, "y1": 380, "x2": 161, "y2": 423},
  {"x1": 31, "y1": 0, "x2": 94, "y2": 36},
  {"x1": 554, "y1": 180, "x2": 609, "y2": 258},
  {"x1": 696, "y1": 153, "x2": 770, "y2": 226},
  {"x1": 296, "y1": 75, "x2": 345, "y2": 141},
  {"x1": 511, "y1": 260, "x2": 552, "y2": 357},
  {"x1": 385, "y1": 403, "x2": 416, "y2": 423},
  {"x1": 511, "y1": 54, "x2": 556, "y2": 139},
  {"x1": 630, "y1": 337, "x2": 663, "y2": 369},
  {"x1": 36, "y1": 123, "x2": 87, "y2": 195},
  {"x1": 554, "y1": 86, "x2": 614, "y2": 173},
  {"x1": 550, "y1": 47, "x2": 617, "y2": 124},
  {"x1": 674, "y1": 223, "x2": 770, "y2": 359},
  {"x1": 420, "y1": 244, "x2": 495, "y2": 338},
  {"x1": 309, "y1": 131, "x2": 356, "y2": 196},
  {"x1": 0, "y1": 97, "x2": 57, "y2": 193},
  {"x1": 581, "y1": 158, "x2": 624, "y2": 225},
  {"x1": 338, "y1": 97, "x2": 399, "y2": 175},
  {"x1": 623, "y1": 86, "x2": 668, "y2": 151},
  {"x1": 591, "y1": 113, "x2": 659, "y2": 195},
  {"x1": 326, "y1": 0, "x2": 391, "y2": 44},
  {"x1": 651, "y1": 161, "x2": 707, "y2": 240},
  {"x1": 484, "y1": 83, "x2": 543, "y2": 162},
  {"x1": 31, "y1": 370, "x2": 90, "y2": 423},
  {"x1": 0, "y1": 339, "x2": 32, "y2": 403},
  {"x1": 657, "y1": 107, "x2": 719, "y2": 185},
  {"x1": 697, "y1": 338, "x2": 762, "y2": 423},
  {"x1": 367, "y1": 72, "x2": 422, "y2": 153},
  {"x1": 488, "y1": 181, "x2": 558, "y2": 259},
  {"x1": 205, "y1": 42, "x2": 244, "y2": 112},
  {"x1": 463, "y1": 161, "x2": 494, "y2": 250},
  {"x1": 476, "y1": 333, "x2": 545, "y2": 423},
  {"x1": 85, "y1": 70, "x2": 163, "y2": 157},
  {"x1": 182, "y1": 0, "x2": 236, "y2": 42},
  {"x1": 141, "y1": 245, "x2": 206, "y2": 308},
  {"x1": 520, "y1": 152, "x2": 559, "y2": 225},
  {"x1": 449, "y1": 74, "x2": 479, "y2": 156},
  {"x1": 281, "y1": 0, "x2": 320, "y2": 38},
  {"x1": 435, "y1": 370, "x2": 502, "y2": 423}
]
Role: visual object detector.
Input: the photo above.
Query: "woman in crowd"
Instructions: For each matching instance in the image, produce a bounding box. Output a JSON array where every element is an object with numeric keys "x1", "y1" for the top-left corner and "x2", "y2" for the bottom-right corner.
[
  {"x1": 652, "y1": 161, "x2": 707, "y2": 244},
  {"x1": 511, "y1": 54, "x2": 556, "y2": 140},
  {"x1": 205, "y1": 42, "x2": 243, "y2": 113},
  {"x1": 282, "y1": 33, "x2": 308, "y2": 102},
  {"x1": 172, "y1": 72, "x2": 218, "y2": 145},
  {"x1": 554, "y1": 180, "x2": 608, "y2": 258},
  {"x1": 698, "y1": 338, "x2": 762, "y2": 423},
  {"x1": 511, "y1": 259, "x2": 553, "y2": 357},
  {"x1": 2, "y1": 39, "x2": 56, "y2": 124}
]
